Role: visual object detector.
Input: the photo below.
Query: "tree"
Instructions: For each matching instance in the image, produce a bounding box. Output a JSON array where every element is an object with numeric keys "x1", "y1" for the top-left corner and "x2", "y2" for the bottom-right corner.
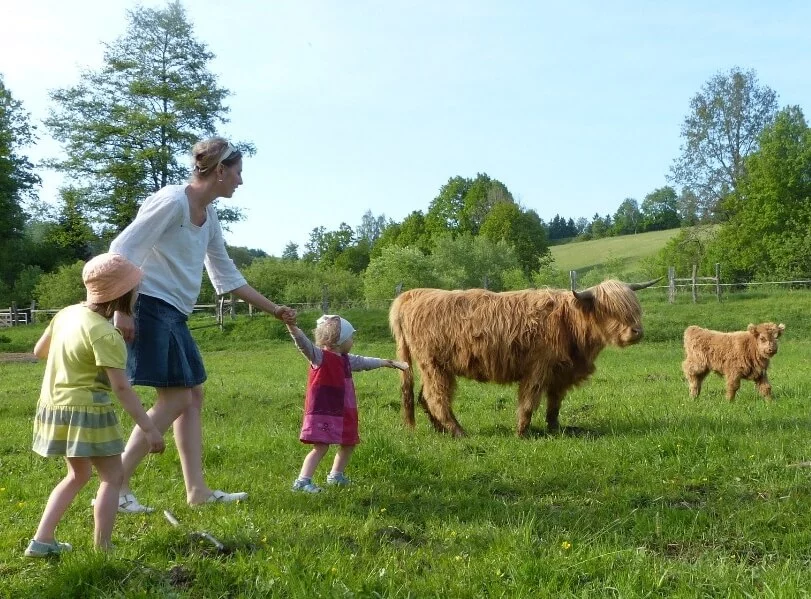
[
  {"x1": 708, "y1": 106, "x2": 811, "y2": 280},
  {"x1": 424, "y1": 173, "x2": 514, "y2": 242},
  {"x1": 670, "y1": 67, "x2": 778, "y2": 221},
  {"x1": 431, "y1": 234, "x2": 521, "y2": 291},
  {"x1": 363, "y1": 246, "x2": 439, "y2": 302},
  {"x1": 281, "y1": 242, "x2": 299, "y2": 260},
  {"x1": 356, "y1": 210, "x2": 387, "y2": 244},
  {"x1": 479, "y1": 202, "x2": 549, "y2": 274},
  {"x1": 640, "y1": 186, "x2": 680, "y2": 231},
  {"x1": 612, "y1": 198, "x2": 641, "y2": 235},
  {"x1": 45, "y1": 1, "x2": 245, "y2": 235},
  {"x1": 45, "y1": 187, "x2": 97, "y2": 262},
  {"x1": 0, "y1": 75, "x2": 40, "y2": 296}
]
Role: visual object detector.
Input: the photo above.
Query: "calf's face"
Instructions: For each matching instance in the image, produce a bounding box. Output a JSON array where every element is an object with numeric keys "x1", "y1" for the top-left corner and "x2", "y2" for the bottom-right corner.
[{"x1": 747, "y1": 322, "x2": 785, "y2": 358}]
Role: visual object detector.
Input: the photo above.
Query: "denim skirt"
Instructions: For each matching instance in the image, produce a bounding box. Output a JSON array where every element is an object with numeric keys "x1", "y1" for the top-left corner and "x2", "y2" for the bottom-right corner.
[{"x1": 127, "y1": 294, "x2": 207, "y2": 388}]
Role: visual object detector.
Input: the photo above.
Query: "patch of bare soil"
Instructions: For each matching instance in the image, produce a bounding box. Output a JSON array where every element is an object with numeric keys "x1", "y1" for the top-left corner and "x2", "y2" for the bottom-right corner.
[{"x1": 0, "y1": 353, "x2": 38, "y2": 363}]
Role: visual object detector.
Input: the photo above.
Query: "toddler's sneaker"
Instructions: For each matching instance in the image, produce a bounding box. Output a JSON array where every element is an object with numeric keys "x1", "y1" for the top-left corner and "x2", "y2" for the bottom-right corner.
[
  {"x1": 292, "y1": 478, "x2": 322, "y2": 493},
  {"x1": 326, "y1": 472, "x2": 351, "y2": 486},
  {"x1": 24, "y1": 538, "x2": 72, "y2": 558}
]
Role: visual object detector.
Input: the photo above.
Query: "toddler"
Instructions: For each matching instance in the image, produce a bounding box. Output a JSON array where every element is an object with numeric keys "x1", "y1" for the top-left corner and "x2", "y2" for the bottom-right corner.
[{"x1": 287, "y1": 314, "x2": 406, "y2": 492}]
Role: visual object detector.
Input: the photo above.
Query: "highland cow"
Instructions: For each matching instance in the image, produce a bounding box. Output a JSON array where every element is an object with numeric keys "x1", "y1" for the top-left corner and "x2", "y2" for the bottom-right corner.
[
  {"x1": 389, "y1": 279, "x2": 658, "y2": 437},
  {"x1": 682, "y1": 323, "x2": 785, "y2": 401}
]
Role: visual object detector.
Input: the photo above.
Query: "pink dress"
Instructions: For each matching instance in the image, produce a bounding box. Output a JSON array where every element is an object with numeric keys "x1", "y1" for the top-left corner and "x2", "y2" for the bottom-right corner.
[{"x1": 300, "y1": 350, "x2": 360, "y2": 445}]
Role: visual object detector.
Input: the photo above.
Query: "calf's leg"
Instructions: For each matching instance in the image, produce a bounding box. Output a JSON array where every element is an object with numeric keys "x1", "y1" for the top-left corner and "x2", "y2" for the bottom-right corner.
[
  {"x1": 725, "y1": 375, "x2": 741, "y2": 402},
  {"x1": 754, "y1": 374, "x2": 773, "y2": 401},
  {"x1": 682, "y1": 359, "x2": 708, "y2": 398}
]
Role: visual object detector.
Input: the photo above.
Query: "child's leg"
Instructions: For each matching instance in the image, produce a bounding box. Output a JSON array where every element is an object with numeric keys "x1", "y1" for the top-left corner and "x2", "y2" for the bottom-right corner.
[
  {"x1": 91, "y1": 455, "x2": 124, "y2": 550},
  {"x1": 330, "y1": 445, "x2": 355, "y2": 475},
  {"x1": 299, "y1": 444, "x2": 330, "y2": 479},
  {"x1": 33, "y1": 457, "x2": 92, "y2": 543}
]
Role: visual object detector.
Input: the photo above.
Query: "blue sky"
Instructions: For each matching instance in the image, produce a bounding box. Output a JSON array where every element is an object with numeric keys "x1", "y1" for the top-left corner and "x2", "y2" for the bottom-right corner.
[{"x1": 3, "y1": 1, "x2": 810, "y2": 256}]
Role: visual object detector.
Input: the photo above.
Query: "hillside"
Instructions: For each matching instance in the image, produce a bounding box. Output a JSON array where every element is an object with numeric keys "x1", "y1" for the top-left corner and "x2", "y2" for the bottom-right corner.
[{"x1": 549, "y1": 228, "x2": 679, "y2": 273}]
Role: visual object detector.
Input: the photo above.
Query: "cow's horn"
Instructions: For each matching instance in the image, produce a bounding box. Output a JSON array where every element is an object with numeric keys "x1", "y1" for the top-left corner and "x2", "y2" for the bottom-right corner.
[
  {"x1": 627, "y1": 277, "x2": 663, "y2": 291},
  {"x1": 572, "y1": 288, "x2": 595, "y2": 301}
]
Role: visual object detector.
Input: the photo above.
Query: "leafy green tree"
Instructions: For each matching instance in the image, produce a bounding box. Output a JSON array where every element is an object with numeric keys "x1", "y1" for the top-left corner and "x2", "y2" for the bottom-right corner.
[
  {"x1": 640, "y1": 186, "x2": 680, "y2": 231},
  {"x1": 45, "y1": 187, "x2": 97, "y2": 262},
  {"x1": 612, "y1": 198, "x2": 641, "y2": 235},
  {"x1": 0, "y1": 75, "x2": 40, "y2": 296},
  {"x1": 12, "y1": 265, "x2": 43, "y2": 304},
  {"x1": 425, "y1": 173, "x2": 514, "y2": 242},
  {"x1": 243, "y1": 257, "x2": 362, "y2": 305},
  {"x1": 363, "y1": 246, "x2": 439, "y2": 301},
  {"x1": 334, "y1": 238, "x2": 371, "y2": 274},
  {"x1": 370, "y1": 211, "x2": 432, "y2": 258},
  {"x1": 431, "y1": 234, "x2": 520, "y2": 291},
  {"x1": 45, "y1": 1, "x2": 245, "y2": 235},
  {"x1": 225, "y1": 245, "x2": 267, "y2": 269},
  {"x1": 34, "y1": 261, "x2": 85, "y2": 308},
  {"x1": 479, "y1": 202, "x2": 549, "y2": 274},
  {"x1": 677, "y1": 188, "x2": 700, "y2": 226},
  {"x1": 281, "y1": 242, "x2": 299, "y2": 260},
  {"x1": 356, "y1": 210, "x2": 387, "y2": 243},
  {"x1": 708, "y1": 106, "x2": 811, "y2": 280},
  {"x1": 671, "y1": 67, "x2": 778, "y2": 221}
]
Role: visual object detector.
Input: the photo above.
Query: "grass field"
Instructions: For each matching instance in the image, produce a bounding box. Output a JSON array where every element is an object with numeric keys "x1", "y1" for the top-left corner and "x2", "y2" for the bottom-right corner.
[
  {"x1": 2, "y1": 290, "x2": 811, "y2": 597},
  {"x1": 550, "y1": 229, "x2": 679, "y2": 273}
]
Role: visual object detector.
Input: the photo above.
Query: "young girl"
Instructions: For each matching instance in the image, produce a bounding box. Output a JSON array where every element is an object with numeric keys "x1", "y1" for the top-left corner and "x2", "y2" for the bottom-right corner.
[
  {"x1": 287, "y1": 314, "x2": 407, "y2": 493},
  {"x1": 24, "y1": 253, "x2": 165, "y2": 557}
]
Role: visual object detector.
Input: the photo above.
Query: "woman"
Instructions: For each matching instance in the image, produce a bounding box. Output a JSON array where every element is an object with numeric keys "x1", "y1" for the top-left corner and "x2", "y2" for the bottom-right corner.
[{"x1": 109, "y1": 137, "x2": 294, "y2": 512}]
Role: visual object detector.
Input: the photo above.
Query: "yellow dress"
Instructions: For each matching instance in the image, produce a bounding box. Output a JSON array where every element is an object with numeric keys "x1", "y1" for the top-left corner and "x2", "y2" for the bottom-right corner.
[{"x1": 32, "y1": 304, "x2": 127, "y2": 457}]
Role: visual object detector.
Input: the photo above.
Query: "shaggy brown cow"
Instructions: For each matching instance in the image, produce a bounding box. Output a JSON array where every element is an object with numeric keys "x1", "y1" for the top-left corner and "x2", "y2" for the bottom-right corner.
[
  {"x1": 389, "y1": 279, "x2": 658, "y2": 437},
  {"x1": 682, "y1": 322, "x2": 785, "y2": 401}
]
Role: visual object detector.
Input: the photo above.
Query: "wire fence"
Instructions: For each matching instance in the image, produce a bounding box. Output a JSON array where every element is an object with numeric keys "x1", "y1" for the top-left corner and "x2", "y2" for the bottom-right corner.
[{"x1": 5, "y1": 268, "x2": 811, "y2": 328}]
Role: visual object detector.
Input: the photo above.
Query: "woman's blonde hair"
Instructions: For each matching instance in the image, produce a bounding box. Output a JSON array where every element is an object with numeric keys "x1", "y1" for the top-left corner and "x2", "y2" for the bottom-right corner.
[{"x1": 191, "y1": 136, "x2": 242, "y2": 179}]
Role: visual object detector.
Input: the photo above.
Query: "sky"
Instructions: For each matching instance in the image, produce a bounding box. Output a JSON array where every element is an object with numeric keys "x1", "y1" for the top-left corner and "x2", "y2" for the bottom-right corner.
[{"x1": 3, "y1": 1, "x2": 811, "y2": 257}]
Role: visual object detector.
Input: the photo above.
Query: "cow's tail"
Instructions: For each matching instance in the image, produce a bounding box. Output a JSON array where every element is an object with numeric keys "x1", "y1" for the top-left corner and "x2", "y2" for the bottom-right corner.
[{"x1": 389, "y1": 296, "x2": 415, "y2": 428}]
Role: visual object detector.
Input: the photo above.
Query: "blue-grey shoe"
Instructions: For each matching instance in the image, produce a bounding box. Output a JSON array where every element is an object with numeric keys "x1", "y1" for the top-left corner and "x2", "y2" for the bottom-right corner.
[
  {"x1": 292, "y1": 478, "x2": 322, "y2": 493},
  {"x1": 24, "y1": 538, "x2": 72, "y2": 557},
  {"x1": 326, "y1": 472, "x2": 351, "y2": 486}
]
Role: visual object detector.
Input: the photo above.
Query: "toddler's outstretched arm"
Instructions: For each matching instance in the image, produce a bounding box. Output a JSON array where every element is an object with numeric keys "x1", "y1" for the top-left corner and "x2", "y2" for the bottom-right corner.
[{"x1": 287, "y1": 322, "x2": 322, "y2": 366}]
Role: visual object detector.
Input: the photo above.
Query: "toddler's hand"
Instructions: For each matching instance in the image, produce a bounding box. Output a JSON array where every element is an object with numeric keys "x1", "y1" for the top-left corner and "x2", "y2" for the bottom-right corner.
[
  {"x1": 388, "y1": 359, "x2": 409, "y2": 371},
  {"x1": 145, "y1": 427, "x2": 165, "y2": 454}
]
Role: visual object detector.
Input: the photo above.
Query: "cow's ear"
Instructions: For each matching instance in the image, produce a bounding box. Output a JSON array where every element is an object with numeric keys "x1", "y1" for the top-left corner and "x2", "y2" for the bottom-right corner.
[{"x1": 747, "y1": 324, "x2": 756, "y2": 334}]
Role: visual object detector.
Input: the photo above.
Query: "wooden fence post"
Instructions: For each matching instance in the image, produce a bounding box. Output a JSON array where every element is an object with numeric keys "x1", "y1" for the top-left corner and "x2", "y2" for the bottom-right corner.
[
  {"x1": 691, "y1": 264, "x2": 698, "y2": 303},
  {"x1": 482, "y1": 275, "x2": 489, "y2": 290},
  {"x1": 216, "y1": 295, "x2": 224, "y2": 330},
  {"x1": 569, "y1": 270, "x2": 577, "y2": 291},
  {"x1": 395, "y1": 282, "x2": 403, "y2": 297},
  {"x1": 11, "y1": 302, "x2": 17, "y2": 326},
  {"x1": 229, "y1": 293, "x2": 236, "y2": 319},
  {"x1": 30, "y1": 300, "x2": 36, "y2": 324},
  {"x1": 715, "y1": 263, "x2": 721, "y2": 302},
  {"x1": 668, "y1": 266, "x2": 675, "y2": 304},
  {"x1": 321, "y1": 285, "x2": 329, "y2": 313}
]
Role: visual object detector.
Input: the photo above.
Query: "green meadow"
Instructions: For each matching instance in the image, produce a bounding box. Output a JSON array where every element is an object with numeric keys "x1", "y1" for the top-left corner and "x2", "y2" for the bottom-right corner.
[
  {"x1": 550, "y1": 229, "x2": 679, "y2": 273},
  {"x1": 2, "y1": 288, "x2": 811, "y2": 598}
]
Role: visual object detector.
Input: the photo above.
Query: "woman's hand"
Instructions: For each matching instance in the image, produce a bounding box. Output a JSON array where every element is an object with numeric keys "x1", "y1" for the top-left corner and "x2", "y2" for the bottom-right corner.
[
  {"x1": 275, "y1": 305, "x2": 297, "y2": 324},
  {"x1": 114, "y1": 311, "x2": 136, "y2": 343}
]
